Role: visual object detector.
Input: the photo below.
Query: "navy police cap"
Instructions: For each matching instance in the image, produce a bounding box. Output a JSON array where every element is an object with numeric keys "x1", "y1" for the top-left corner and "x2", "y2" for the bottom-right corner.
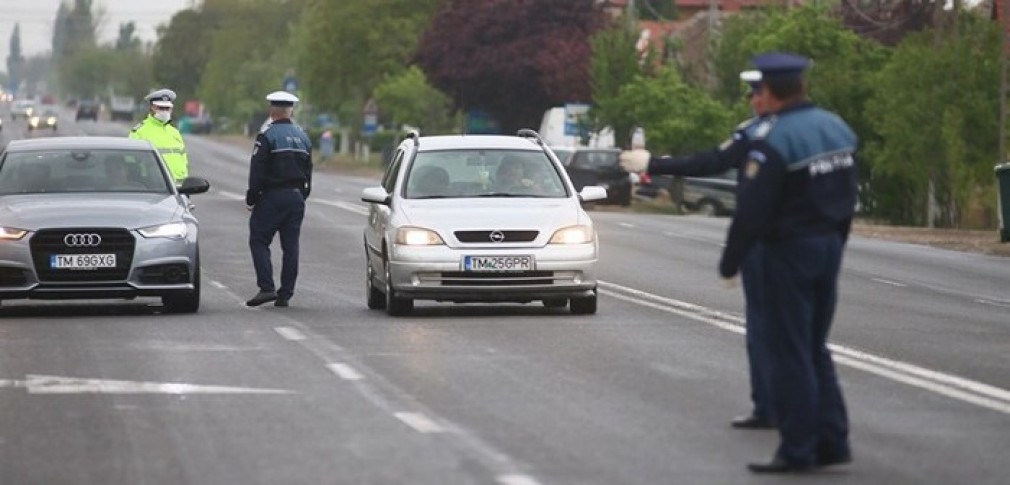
[{"x1": 751, "y1": 52, "x2": 811, "y2": 79}]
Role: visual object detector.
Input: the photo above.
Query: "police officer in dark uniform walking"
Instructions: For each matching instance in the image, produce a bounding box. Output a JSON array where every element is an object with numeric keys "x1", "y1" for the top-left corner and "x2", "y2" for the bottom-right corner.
[
  {"x1": 620, "y1": 70, "x2": 776, "y2": 431},
  {"x1": 245, "y1": 91, "x2": 313, "y2": 307},
  {"x1": 718, "y1": 52, "x2": 857, "y2": 473}
]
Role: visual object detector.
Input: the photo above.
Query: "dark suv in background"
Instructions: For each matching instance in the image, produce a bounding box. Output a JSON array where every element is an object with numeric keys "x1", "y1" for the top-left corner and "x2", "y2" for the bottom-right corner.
[
  {"x1": 75, "y1": 99, "x2": 100, "y2": 121},
  {"x1": 553, "y1": 147, "x2": 632, "y2": 206}
]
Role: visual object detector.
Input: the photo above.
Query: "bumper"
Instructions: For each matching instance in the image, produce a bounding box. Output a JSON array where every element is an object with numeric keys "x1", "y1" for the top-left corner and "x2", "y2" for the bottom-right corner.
[
  {"x1": 389, "y1": 242, "x2": 598, "y2": 302},
  {"x1": 0, "y1": 231, "x2": 197, "y2": 301}
]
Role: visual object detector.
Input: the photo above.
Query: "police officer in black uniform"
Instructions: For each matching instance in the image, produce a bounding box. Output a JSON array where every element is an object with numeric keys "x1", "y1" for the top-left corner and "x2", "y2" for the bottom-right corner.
[
  {"x1": 620, "y1": 70, "x2": 777, "y2": 431},
  {"x1": 718, "y1": 52, "x2": 857, "y2": 473},
  {"x1": 245, "y1": 91, "x2": 313, "y2": 307}
]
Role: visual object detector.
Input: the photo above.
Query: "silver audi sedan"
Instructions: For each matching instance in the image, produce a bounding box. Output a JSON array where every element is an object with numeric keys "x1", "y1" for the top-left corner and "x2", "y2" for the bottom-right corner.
[
  {"x1": 361, "y1": 130, "x2": 606, "y2": 316},
  {"x1": 0, "y1": 137, "x2": 209, "y2": 312}
]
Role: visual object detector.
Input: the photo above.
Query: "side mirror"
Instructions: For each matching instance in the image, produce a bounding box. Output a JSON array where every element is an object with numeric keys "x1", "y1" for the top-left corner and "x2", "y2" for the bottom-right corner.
[
  {"x1": 579, "y1": 186, "x2": 607, "y2": 203},
  {"x1": 361, "y1": 186, "x2": 391, "y2": 205},
  {"x1": 178, "y1": 176, "x2": 211, "y2": 195}
]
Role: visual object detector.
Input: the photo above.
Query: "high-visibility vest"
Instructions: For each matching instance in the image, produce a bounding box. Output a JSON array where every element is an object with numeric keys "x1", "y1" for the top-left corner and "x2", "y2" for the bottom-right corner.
[{"x1": 129, "y1": 115, "x2": 189, "y2": 182}]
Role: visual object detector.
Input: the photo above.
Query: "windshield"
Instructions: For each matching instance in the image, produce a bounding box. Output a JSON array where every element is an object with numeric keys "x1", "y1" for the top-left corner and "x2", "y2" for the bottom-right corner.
[
  {"x1": 0, "y1": 149, "x2": 174, "y2": 195},
  {"x1": 404, "y1": 149, "x2": 568, "y2": 199}
]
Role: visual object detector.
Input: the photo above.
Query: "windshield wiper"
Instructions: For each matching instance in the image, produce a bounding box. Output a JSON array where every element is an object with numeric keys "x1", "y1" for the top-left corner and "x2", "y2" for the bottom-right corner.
[{"x1": 411, "y1": 195, "x2": 454, "y2": 199}]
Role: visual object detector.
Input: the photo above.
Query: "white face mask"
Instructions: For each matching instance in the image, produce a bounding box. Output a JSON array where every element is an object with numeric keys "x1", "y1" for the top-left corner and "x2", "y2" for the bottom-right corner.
[{"x1": 153, "y1": 110, "x2": 171, "y2": 123}]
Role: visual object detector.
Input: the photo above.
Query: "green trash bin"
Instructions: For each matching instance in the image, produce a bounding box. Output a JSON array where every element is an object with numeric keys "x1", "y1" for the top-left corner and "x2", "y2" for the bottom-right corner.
[{"x1": 998, "y1": 163, "x2": 1010, "y2": 242}]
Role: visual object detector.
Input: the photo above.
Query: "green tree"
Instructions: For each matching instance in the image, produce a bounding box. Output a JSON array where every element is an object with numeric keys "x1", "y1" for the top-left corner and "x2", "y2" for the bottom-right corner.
[
  {"x1": 607, "y1": 68, "x2": 729, "y2": 155},
  {"x1": 373, "y1": 66, "x2": 457, "y2": 134},
  {"x1": 867, "y1": 13, "x2": 1000, "y2": 227},
  {"x1": 115, "y1": 22, "x2": 141, "y2": 51},
  {"x1": 152, "y1": 8, "x2": 220, "y2": 103},
  {"x1": 6, "y1": 23, "x2": 23, "y2": 92},
  {"x1": 197, "y1": 0, "x2": 304, "y2": 122},
  {"x1": 295, "y1": 0, "x2": 444, "y2": 122},
  {"x1": 589, "y1": 24, "x2": 645, "y2": 148}
]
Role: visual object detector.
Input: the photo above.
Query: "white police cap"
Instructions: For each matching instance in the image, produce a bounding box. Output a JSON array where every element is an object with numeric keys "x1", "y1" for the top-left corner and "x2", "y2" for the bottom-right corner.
[
  {"x1": 145, "y1": 88, "x2": 176, "y2": 107},
  {"x1": 739, "y1": 70, "x2": 762, "y2": 92},
  {"x1": 266, "y1": 91, "x2": 299, "y2": 107}
]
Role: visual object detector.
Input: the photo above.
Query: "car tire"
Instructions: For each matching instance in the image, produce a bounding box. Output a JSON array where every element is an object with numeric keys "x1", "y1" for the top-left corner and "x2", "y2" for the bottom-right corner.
[
  {"x1": 366, "y1": 253, "x2": 385, "y2": 310},
  {"x1": 543, "y1": 298, "x2": 567, "y2": 308},
  {"x1": 570, "y1": 289, "x2": 597, "y2": 315},
  {"x1": 697, "y1": 200, "x2": 719, "y2": 217},
  {"x1": 162, "y1": 256, "x2": 201, "y2": 314},
  {"x1": 384, "y1": 258, "x2": 412, "y2": 316}
]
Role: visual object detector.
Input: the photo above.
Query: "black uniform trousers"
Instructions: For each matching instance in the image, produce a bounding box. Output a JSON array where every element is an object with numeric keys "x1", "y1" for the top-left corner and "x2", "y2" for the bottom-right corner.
[
  {"x1": 761, "y1": 232, "x2": 850, "y2": 466},
  {"x1": 740, "y1": 245, "x2": 774, "y2": 422},
  {"x1": 249, "y1": 188, "x2": 306, "y2": 298}
]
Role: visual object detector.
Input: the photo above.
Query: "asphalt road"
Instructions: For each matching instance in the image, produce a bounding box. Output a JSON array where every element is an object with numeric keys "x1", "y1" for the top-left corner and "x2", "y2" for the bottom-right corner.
[{"x1": 0, "y1": 109, "x2": 1007, "y2": 484}]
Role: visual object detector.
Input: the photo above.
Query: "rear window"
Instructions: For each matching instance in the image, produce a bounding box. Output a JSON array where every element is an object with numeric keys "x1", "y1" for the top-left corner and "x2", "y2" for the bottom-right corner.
[
  {"x1": 0, "y1": 149, "x2": 174, "y2": 195},
  {"x1": 404, "y1": 149, "x2": 568, "y2": 199}
]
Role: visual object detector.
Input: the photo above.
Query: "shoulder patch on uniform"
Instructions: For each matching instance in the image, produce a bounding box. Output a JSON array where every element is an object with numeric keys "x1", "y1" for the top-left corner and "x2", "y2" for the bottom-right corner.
[
  {"x1": 753, "y1": 120, "x2": 773, "y2": 139},
  {"x1": 131, "y1": 123, "x2": 143, "y2": 132}
]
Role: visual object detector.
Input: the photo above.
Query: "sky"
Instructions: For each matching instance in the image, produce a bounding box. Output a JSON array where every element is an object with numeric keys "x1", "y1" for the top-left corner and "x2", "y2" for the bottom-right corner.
[{"x1": 1, "y1": 0, "x2": 195, "y2": 60}]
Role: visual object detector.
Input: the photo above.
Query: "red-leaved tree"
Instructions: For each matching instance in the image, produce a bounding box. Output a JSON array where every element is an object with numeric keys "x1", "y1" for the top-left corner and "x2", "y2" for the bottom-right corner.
[{"x1": 415, "y1": 0, "x2": 606, "y2": 134}]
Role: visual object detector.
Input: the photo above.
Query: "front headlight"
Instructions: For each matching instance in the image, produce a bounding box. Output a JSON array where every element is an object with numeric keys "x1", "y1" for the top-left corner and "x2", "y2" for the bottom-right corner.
[
  {"x1": 395, "y1": 227, "x2": 444, "y2": 246},
  {"x1": 29, "y1": 117, "x2": 39, "y2": 127},
  {"x1": 47, "y1": 117, "x2": 57, "y2": 125},
  {"x1": 0, "y1": 226, "x2": 28, "y2": 241},
  {"x1": 138, "y1": 222, "x2": 188, "y2": 239},
  {"x1": 549, "y1": 225, "x2": 594, "y2": 244}
]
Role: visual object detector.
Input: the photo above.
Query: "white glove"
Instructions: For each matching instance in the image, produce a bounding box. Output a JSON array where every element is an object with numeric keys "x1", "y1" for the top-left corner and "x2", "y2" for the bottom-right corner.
[
  {"x1": 619, "y1": 148, "x2": 651, "y2": 173},
  {"x1": 721, "y1": 276, "x2": 738, "y2": 289}
]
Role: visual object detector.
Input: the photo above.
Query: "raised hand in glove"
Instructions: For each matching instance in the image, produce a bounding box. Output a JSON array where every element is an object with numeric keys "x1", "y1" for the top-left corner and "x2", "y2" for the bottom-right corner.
[{"x1": 619, "y1": 148, "x2": 651, "y2": 173}]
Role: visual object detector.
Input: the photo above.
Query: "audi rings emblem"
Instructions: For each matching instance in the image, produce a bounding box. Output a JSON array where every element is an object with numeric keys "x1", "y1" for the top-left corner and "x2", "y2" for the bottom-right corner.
[
  {"x1": 489, "y1": 230, "x2": 505, "y2": 243},
  {"x1": 64, "y1": 233, "x2": 102, "y2": 247}
]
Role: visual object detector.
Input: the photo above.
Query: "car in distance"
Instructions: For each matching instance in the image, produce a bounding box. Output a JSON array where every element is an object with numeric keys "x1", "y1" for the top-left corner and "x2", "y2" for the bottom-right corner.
[
  {"x1": 0, "y1": 137, "x2": 210, "y2": 312},
  {"x1": 75, "y1": 99, "x2": 100, "y2": 121},
  {"x1": 28, "y1": 107, "x2": 59, "y2": 132},
  {"x1": 361, "y1": 129, "x2": 606, "y2": 316},
  {"x1": 554, "y1": 147, "x2": 632, "y2": 206},
  {"x1": 10, "y1": 99, "x2": 35, "y2": 120}
]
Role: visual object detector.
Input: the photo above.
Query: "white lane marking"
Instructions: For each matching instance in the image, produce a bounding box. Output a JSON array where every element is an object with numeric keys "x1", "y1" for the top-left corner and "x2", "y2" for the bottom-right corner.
[
  {"x1": 315, "y1": 198, "x2": 369, "y2": 216},
  {"x1": 274, "y1": 327, "x2": 306, "y2": 341},
  {"x1": 598, "y1": 280, "x2": 1010, "y2": 415},
  {"x1": 327, "y1": 363, "x2": 364, "y2": 381},
  {"x1": 871, "y1": 277, "x2": 907, "y2": 287},
  {"x1": 208, "y1": 279, "x2": 227, "y2": 290},
  {"x1": 394, "y1": 412, "x2": 445, "y2": 433},
  {"x1": 618, "y1": 222, "x2": 635, "y2": 228},
  {"x1": 663, "y1": 231, "x2": 720, "y2": 245},
  {"x1": 0, "y1": 375, "x2": 291, "y2": 394},
  {"x1": 976, "y1": 299, "x2": 1010, "y2": 308},
  {"x1": 496, "y1": 474, "x2": 542, "y2": 485},
  {"x1": 217, "y1": 190, "x2": 246, "y2": 201}
]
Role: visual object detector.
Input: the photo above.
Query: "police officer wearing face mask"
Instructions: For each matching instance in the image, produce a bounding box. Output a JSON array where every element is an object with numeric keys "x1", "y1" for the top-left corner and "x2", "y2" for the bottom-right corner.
[
  {"x1": 245, "y1": 91, "x2": 312, "y2": 308},
  {"x1": 720, "y1": 52, "x2": 857, "y2": 474},
  {"x1": 619, "y1": 70, "x2": 777, "y2": 432},
  {"x1": 130, "y1": 89, "x2": 189, "y2": 184}
]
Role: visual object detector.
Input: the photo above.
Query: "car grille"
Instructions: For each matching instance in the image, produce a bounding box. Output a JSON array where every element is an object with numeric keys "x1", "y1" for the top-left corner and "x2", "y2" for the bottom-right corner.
[
  {"x1": 436, "y1": 271, "x2": 556, "y2": 286},
  {"x1": 454, "y1": 230, "x2": 539, "y2": 243},
  {"x1": 30, "y1": 228, "x2": 135, "y2": 282}
]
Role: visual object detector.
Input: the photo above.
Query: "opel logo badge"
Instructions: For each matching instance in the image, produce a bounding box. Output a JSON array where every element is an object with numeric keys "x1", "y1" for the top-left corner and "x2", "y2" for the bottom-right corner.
[
  {"x1": 489, "y1": 230, "x2": 505, "y2": 243},
  {"x1": 64, "y1": 233, "x2": 102, "y2": 247}
]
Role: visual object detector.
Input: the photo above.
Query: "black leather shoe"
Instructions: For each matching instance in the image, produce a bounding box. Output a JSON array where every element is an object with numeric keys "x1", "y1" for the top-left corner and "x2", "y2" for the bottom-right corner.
[
  {"x1": 274, "y1": 296, "x2": 290, "y2": 307},
  {"x1": 816, "y1": 452, "x2": 852, "y2": 468},
  {"x1": 747, "y1": 457, "x2": 813, "y2": 474},
  {"x1": 731, "y1": 415, "x2": 776, "y2": 429},
  {"x1": 246, "y1": 291, "x2": 277, "y2": 307}
]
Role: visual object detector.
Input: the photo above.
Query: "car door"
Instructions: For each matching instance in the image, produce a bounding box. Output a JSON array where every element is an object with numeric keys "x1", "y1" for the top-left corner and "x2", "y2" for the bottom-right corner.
[{"x1": 366, "y1": 148, "x2": 405, "y2": 271}]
